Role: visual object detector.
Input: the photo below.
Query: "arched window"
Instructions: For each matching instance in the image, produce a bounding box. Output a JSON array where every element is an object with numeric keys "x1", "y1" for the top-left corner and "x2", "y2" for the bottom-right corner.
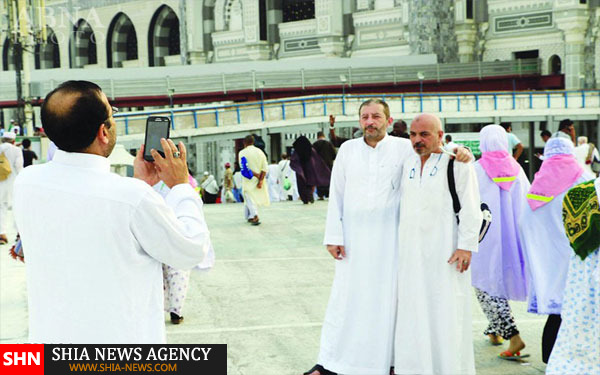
[
  {"x1": 107, "y1": 13, "x2": 138, "y2": 68},
  {"x1": 148, "y1": 5, "x2": 180, "y2": 66},
  {"x1": 549, "y1": 55, "x2": 561, "y2": 75},
  {"x1": 2, "y1": 39, "x2": 16, "y2": 71},
  {"x1": 35, "y1": 27, "x2": 61, "y2": 69},
  {"x1": 71, "y1": 19, "x2": 97, "y2": 68},
  {"x1": 282, "y1": 0, "x2": 315, "y2": 23}
]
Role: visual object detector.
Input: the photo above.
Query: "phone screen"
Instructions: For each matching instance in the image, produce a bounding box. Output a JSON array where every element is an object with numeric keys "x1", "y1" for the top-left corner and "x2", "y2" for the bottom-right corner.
[{"x1": 143, "y1": 117, "x2": 171, "y2": 161}]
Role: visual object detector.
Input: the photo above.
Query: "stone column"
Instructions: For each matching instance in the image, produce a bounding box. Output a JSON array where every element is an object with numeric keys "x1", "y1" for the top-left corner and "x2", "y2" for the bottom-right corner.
[
  {"x1": 316, "y1": 0, "x2": 345, "y2": 57},
  {"x1": 186, "y1": 0, "x2": 214, "y2": 64},
  {"x1": 554, "y1": 3, "x2": 589, "y2": 89}
]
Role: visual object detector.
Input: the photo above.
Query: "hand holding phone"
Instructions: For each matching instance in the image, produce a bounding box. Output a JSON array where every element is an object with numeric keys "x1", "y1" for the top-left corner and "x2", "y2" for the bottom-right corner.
[{"x1": 143, "y1": 116, "x2": 171, "y2": 161}]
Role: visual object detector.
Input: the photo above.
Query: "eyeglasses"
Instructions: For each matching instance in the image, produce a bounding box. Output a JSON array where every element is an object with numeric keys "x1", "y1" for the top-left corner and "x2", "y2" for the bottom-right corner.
[{"x1": 103, "y1": 106, "x2": 119, "y2": 128}]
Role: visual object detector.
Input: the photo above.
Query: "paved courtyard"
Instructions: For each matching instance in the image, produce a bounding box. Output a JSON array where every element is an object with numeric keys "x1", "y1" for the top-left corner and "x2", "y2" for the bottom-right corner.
[{"x1": 1, "y1": 200, "x2": 548, "y2": 374}]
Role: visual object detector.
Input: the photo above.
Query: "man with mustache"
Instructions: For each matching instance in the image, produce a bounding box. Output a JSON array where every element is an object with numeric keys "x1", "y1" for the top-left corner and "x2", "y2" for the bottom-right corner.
[
  {"x1": 305, "y1": 102, "x2": 471, "y2": 375},
  {"x1": 394, "y1": 114, "x2": 481, "y2": 375}
]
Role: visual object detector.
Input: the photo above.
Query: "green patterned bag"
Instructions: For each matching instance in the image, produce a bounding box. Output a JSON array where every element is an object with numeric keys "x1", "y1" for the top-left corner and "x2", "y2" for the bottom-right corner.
[{"x1": 563, "y1": 179, "x2": 600, "y2": 260}]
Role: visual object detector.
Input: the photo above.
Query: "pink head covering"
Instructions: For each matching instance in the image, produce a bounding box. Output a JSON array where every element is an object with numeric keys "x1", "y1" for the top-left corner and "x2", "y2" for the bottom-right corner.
[
  {"x1": 478, "y1": 124, "x2": 521, "y2": 191},
  {"x1": 527, "y1": 137, "x2": 583, "y2": 211}
]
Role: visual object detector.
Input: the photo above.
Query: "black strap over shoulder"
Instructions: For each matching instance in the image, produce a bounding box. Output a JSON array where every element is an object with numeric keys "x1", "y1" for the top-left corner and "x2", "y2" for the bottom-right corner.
[{"x1": 447, "y1": 159, "x2": 461, "y2": 217}]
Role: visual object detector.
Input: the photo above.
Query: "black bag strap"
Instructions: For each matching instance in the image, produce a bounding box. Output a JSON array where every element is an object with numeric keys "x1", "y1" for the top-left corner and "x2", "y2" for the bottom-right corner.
[{"x1": 447, "y1": 159, "x2": 461, "y2": 218}]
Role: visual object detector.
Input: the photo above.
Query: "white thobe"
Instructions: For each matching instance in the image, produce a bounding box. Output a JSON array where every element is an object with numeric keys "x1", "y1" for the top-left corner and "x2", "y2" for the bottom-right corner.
[
  {"x1": 0, "y1": 142, "x2": 23, "y2": 235},
  {"x1": 574, "y1": 144, "x2": 600, "y2": 176},
  {"x1": 13, "y1": 150, "x2": 212, "y2": 343},
  {"x1": 278, "y1": 159, "x2": 299, "y2": 200},
  {"x1": 320, "y1": 135, "x2": 413, "y2": 375},
  {"x1": 395, "y1": 153, "x2": 481, "y2": 375},
  {"x1": 267, "y1": 164, "x2": 281, "y2": 202}
]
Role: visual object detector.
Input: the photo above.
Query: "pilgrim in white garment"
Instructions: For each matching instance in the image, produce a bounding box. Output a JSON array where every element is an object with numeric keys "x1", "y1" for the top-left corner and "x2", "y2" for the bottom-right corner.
[
  {"x1": 306, "y1": 100, "x2": 412, "y2": 375},
  {"x1": 13, "y1": 81, "x2": 212, "y2": 344},
  {"x1": 267, "y1": 161, "x2": 281, "y2": 202},
  {"x1": 394, "y1": 114, "x2": 482, "y2": 375}
]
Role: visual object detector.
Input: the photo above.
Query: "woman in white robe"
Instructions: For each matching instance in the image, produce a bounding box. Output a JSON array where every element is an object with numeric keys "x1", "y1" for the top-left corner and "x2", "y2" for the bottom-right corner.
[
  {"x1": 547, "y1": 177, "x2": 600, "y2": 375},
  {"x1": 519, "y1": 137, "x2": 594, "y2": 363}
]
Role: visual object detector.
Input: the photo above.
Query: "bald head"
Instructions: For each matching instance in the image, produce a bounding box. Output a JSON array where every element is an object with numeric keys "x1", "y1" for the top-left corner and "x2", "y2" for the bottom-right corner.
[
  {"x1": 410, "y1": 113, "x2": 444, "y2": 157},
  {"x1": 41, "y1": 80, "x2": 110, "y2": 153},
  {"x1": 412, "y1": 113, "x2": 442, "y2": 132}
]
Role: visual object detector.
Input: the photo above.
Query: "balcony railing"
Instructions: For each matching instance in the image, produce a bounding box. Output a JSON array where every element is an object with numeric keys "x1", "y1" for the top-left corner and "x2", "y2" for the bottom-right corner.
[{"x1": 0, "y1": 58, "x2": 542, "y2": 103}]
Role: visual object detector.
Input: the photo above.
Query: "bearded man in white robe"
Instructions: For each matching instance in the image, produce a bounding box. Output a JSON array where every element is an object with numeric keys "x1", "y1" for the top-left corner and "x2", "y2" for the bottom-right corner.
[
  {"x1": 394, "y1": 114, "x2": 482, "y2": 375},
  {"x1": 305, "y1": 103, "x2": 472, "y2": 375}
]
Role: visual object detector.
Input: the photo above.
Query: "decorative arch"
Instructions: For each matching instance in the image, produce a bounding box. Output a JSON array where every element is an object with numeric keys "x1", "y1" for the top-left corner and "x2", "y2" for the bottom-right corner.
[
  {"x1": 148, "y1": 5, "x2": 180, "y2": 66},
  {"x1": 71, "y1": 19, "x2": 97, "y2": 68},
  {"x1": 35, "y1": 27, "x2": 61, "y2": 69},
  {"x1": 107, "y1": 12, "x2": 138, "y2": 68},
  {"x1": 549, "y1": 54, "x2": 561, "y2": 75},
  {"x1": 2, "y1": 39, "x2": 16, "y2": 71}
]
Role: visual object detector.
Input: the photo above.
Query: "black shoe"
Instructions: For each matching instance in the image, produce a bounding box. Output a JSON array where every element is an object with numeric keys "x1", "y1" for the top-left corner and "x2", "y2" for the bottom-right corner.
[
  {"x1": 170, "y1": 312, "x2": 184, "y2": 325},
  {"x1": 303, "y1": 364, "x2": 337, "y2": 375}
]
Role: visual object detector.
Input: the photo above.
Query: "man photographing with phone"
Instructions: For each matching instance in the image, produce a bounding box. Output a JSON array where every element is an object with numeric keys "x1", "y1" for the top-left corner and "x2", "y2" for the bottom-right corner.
[{"x1": 13, "y1": 80, "x2": 212, "y2": 343}]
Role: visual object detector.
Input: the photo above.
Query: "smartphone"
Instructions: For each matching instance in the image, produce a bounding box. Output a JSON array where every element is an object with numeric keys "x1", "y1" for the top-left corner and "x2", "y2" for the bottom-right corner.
[{"x1": 143, "y1": 116, "x2": 171, "y2": 161}]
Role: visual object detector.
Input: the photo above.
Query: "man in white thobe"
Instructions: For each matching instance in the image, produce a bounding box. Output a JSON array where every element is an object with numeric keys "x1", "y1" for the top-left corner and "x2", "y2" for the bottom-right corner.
[
  {"x1": 278, "y1": 153, "x2": 298, "y2": 201},
  {"x1": 267, "y1": 160, "x2": 281, "y2": 202},
  {"x1": 238, "y1": 135, "x2": 269, "y2": 225},
  {"x1": 13, "y1": 81, "x2": 212, "y2": 343},
  {"x1": 0, "y1": 131, "x2": 23, "y2": 245},
  {"x1": 394, "y1": 114, "x2": 481, "y2": 375},
  {"x1": 306, "y1": 101, "x2": 472, "y2": 375}
]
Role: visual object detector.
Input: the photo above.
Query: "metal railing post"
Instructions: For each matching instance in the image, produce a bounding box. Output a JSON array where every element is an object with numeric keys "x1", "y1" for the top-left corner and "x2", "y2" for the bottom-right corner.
[
  {"x1": 282, "y1": 103, "x2": 286, "y2": 120},
  {"x1": 236, "y1": 106, "x2": 241, "y2": 124},
  {"x1": 193, "y1": 111, "x2": 198, "y2": 128}
]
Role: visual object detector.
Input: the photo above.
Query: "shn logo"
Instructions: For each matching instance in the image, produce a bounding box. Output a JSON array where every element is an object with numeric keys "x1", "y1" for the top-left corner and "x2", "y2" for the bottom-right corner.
[{"x1": 3, "y1": 352, "x2": 41, "y2": 366}]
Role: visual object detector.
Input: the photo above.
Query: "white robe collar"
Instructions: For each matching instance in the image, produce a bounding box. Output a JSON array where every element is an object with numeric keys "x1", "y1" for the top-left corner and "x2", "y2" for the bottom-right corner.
[
  {"x1": 362, "y1": 133, "x2": 391, "y2": 150},
  {"x1": 52, "y1": 149, "x2": 111, "y2": 173}
]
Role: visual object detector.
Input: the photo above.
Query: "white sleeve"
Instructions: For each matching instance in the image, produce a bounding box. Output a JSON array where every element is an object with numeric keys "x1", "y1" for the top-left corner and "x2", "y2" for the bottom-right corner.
[
  {"x1": 130, "y1": 183, "x2": 213, "y2": 270},
  {"x1": 13, "y1": 147, "x2": 24, "y2": 175},
  {"x1": 454, "y1": 161, "x2": 482, "y2": 252},
  {"x1": 323, "y1": 144, "x2": 346, "y2": 246}
]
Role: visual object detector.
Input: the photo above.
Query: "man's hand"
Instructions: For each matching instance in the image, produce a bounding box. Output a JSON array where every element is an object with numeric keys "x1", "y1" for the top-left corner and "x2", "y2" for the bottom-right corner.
[
  {"x1": 329, "y1": 115, "x2": 335, "y2": 128},
  {"x1": 448, "y1": 249, "x2": 472, "y2": 273},
  {"x1": 454, "y1": 146, "x2": 473, "y2": 163},
  {"x1": 133, "y1": 144, "x2": 160, "y2": 186},
  {"x1": 150, "y1": 138, "x2": 189, "y2": 188},
  {"x1": 327, "y1": 244, "x2": 346, "y2": 260}
]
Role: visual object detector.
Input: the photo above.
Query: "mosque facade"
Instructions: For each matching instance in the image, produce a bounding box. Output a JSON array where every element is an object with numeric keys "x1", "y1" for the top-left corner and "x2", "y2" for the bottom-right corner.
[{"x1": 1, "y1": 0, "x2": 597, "y2": 90}]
